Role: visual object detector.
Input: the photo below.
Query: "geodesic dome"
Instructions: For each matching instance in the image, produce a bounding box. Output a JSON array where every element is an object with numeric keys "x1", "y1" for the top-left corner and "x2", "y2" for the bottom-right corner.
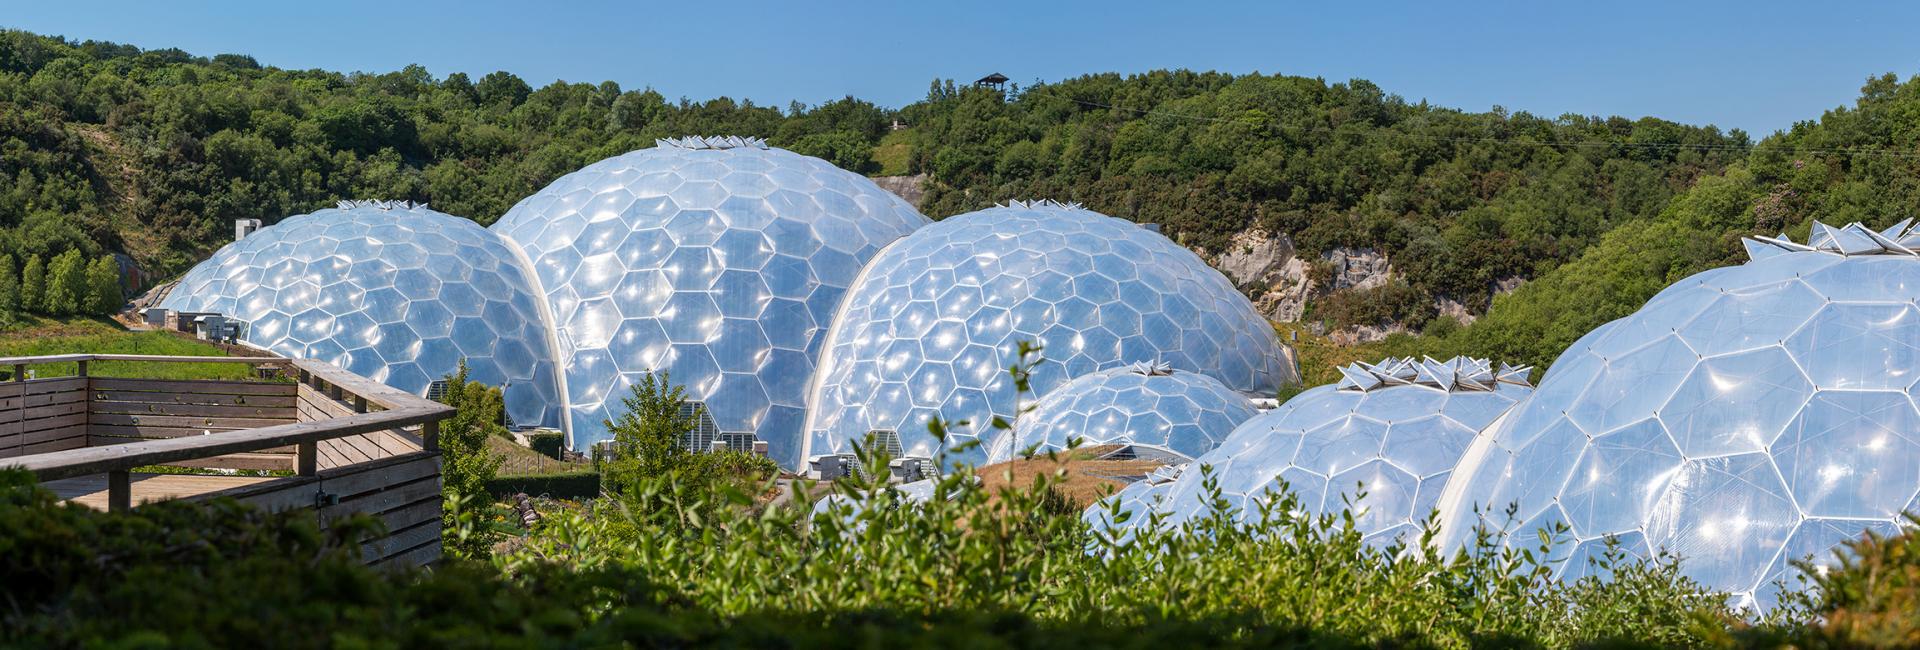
[
  {"x1": 160, "y1": 200, "x2": 562, "y2": 428},
  {"x1": 490, "y1": 136, "x2": 929, "y2": 465},
  {"x1": 989, "y1": 361, "x2": 1258, "y2": 464},
  {"x1": 1133, "y1": 357, "x2": 1531, "y2": 546},
  {"x1": 1433, "y1": 221, "x2": 1920, "y2": 609},
  {"x1": 1083, "y1": 464, "x2": 1184, "y2": 544},
  {"x1": 802, "y1": 200, "x2": 1298, "y2": 468}
]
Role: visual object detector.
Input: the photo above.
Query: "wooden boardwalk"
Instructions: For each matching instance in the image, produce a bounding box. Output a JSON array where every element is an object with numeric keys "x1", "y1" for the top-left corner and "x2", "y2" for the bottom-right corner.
[
  {"x1": 44, "y1": 472, "x2": 275, "y2": 510},
  {"x1": 0, "y1": 354, "x2": 454, "y2": 566}
]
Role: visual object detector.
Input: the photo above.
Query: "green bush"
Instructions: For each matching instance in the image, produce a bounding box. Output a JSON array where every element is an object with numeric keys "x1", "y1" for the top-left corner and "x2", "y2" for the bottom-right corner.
[
  {"x1": 487, "y1": 469, "x2": 600, "y2": 501},
  {"x1": 529, "y1": 430, "x2": 564, "y2": 459},
  {"x1": 597, "y1": 372, "x2": 779, "y2": 533}
]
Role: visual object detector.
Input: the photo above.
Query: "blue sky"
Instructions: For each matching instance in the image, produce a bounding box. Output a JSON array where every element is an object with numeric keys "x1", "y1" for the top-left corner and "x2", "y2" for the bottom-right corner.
[{"x1": 4, "y1": 0, "x2": 1916, "y2": 136}]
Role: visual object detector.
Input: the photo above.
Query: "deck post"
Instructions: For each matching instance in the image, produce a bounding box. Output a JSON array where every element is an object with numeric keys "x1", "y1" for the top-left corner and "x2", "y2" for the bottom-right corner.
[
  {"x1": 353, "y1": 395, "x2": 367, "y2": 414},
  {"x1": 422, "y1": 420, "x2": 439, "y2": 452},
  {"x1": 11, "y1": 364, "x2": 21, "y2": 382},
  {"x1": 297, "y1": 440, "x2": 318, "y2": 476},
  {"x1": 107, "y1": 470, "x2": 130, "y2": 512},
  {"x1": 75, "y1": 360, "x2": 88, "y2": 378}
]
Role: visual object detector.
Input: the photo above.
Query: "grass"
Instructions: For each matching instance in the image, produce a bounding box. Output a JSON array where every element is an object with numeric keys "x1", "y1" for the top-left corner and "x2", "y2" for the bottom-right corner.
[
  {"x1": 872, "y1": 130, "x2": 912, "y2": 177},
  {"x1": 976, "y1": 444, "x2": 1166, "y2": 508},
  {"x1": 0, "y1": 317, "x2": 261, "y2": 380},
  {"x1": 486, "y1": 435, "x2": 577, "y2": 476}
]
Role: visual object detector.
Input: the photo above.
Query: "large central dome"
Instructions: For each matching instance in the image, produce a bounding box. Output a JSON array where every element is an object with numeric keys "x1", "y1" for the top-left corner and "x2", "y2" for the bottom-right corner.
[{"x1": 491, "y1": 136, "x2": 929, "y2": 465}]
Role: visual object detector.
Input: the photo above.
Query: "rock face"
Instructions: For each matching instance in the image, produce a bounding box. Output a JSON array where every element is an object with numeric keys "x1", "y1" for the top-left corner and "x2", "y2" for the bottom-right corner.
[
  {"x1": 1213, "y1": 229, "x2": 1313, "y2": 322},
  {"x1": 1204, "y1": 230, "x2": 1403, "y2": 326},
  {"x1": 1321, "y1": 247, "x2": 1392, "y2": 291},
  {"x1": 871, "y1": 174, "x2": 928, "y2": 208},
  {"x1": 1435, "y1": 297, "x2": 1476, "y2": 326}
]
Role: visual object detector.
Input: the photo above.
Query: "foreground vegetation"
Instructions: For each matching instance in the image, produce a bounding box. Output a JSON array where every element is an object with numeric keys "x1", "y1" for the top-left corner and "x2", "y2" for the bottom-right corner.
[
  {"x1": 8, "y1": 451, "x2": 1920, "y2": 647},
  {"x1": 3, "y1": 353, "x2": 1916, "y2": 647}
]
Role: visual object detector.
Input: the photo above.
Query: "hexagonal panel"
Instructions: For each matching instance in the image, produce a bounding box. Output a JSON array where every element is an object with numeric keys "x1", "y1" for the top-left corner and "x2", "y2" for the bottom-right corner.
[
  {"x1": 490, "y1": 140, "x2": 930, "y2": 466},
  {"x1": 161, "y1": 201, "x2": 560, "y2": 429},
  {"x1": 803, "y1": 201, "x2": 1298, "y2": 469}
]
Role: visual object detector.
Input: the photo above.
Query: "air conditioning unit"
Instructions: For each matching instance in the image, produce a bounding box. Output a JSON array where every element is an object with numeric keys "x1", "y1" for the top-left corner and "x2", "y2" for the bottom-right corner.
[
  {"x1": 888, "y1": 456, "x2": 937, "y2": 483},
  {"x1": 807, "y1": 453, "x2": 860, "y2": 481}
]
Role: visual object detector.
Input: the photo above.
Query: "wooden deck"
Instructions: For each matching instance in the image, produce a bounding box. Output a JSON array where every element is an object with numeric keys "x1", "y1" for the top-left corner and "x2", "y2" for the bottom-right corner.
[
  {"x1": 0, "y1": 354, "x2": 455, "y2": 566},
  {"x1": 44, "y1": 472, "x2": 276, "y2": 510}
]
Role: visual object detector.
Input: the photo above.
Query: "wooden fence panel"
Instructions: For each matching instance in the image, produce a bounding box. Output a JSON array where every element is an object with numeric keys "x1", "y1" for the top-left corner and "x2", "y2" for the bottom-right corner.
[
  {"x1": 86, "y1": 377, "x2": 298, "y2": 470},
  {"x1": 0, "y1": 378, "x2": 91, "y2": 458}
]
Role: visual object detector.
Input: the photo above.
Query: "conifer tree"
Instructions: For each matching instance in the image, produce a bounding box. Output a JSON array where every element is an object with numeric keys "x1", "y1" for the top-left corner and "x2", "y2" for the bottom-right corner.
[
  {"x1": 44, "y1": 250, "x2": 85, "y2": 316},
  {"x1": 86, "y1": 256, "x2": 122, "y2": 316},
  {"x1": 20, "y1": 255, "x2": 45, "y2": 315},
  {"x1": 0, "y1": 258, "x2": 18, "y2": 322}
]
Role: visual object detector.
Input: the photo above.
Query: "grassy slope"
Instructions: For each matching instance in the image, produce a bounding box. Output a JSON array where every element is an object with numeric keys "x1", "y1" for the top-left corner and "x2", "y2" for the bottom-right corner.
[
  {"x1": 0, "y1": 318, "x2": 257, "y2": 380},
  {"x1": 486, "y1": 435, "x2": 576, "y2": 476}
]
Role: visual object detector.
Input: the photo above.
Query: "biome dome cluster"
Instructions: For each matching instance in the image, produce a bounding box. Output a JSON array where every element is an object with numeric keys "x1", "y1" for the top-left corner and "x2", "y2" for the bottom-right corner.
[
  {"x1": 1091, "y1": 356, "x2": 1533, "y2": 547},
  {"x1": 159, "y1": 200, "x2": 562, "y2": 429},
  {"x1": 1433, "y1": 220, "x2": 1920, "y2": 610},
  {"x1": 162, "y1": 140, "x2": 1298, "y2": 470},
  {"x1": 989, "y1": 361, "x2": 1259, "y2": 464},
  {"x1": 802, "y1": 200, "x2": 1299, "y2": 468}
]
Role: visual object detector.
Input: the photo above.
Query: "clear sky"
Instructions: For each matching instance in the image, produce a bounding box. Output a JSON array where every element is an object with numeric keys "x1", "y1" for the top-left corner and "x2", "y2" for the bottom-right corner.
[{"x1": 3, "y1": 0, "x2": 1916, "y2": 136}]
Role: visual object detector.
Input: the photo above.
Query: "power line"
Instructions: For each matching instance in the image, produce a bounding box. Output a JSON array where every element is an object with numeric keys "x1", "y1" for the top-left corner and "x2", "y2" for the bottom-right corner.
[{"x1": 1015, "y1": 87, "x2": 1920, "y2": 161}]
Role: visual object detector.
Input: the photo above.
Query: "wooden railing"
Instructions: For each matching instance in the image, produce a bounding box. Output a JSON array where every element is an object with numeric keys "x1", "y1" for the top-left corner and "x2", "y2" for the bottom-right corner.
[{"x1": 0, "y1": 354, "x2": 454, "y2": 513}]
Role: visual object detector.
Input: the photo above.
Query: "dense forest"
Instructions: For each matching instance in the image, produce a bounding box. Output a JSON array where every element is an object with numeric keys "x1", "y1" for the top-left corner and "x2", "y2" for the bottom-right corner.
[
  {"x1": 1438, "y1": 72, "x2": 1920, "y2": 369},
  {"x1": 0, "y1": 31, "x2": 1739, "y2": 294},
  {"x1": 3, "y1": 27, "x2": 1914, "y2": 373}
]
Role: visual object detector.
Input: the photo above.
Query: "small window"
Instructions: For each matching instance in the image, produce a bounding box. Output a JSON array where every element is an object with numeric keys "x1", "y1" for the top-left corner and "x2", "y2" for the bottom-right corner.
[{"x1": 425, "y1": 379, "x2": 451, "y2": 403}]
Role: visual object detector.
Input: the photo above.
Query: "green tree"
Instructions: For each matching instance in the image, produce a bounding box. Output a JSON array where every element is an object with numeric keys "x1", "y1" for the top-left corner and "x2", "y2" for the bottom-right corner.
[
  {"x1": 19, "y1": 254, "x2": 45, "y2": 315},
  {"x1": 602, "y1": 372, "x2": 698, "y2": 494},
  {"x1": 85, "y1": 255, "x2": 121, "y2": 316},
  {"x1": 0, "y1": 257, "x2": 17, "y2": 321},
  {"x1": 435, "y1": 360, "x2": 505, "y2": 499},
  {"x1": 43, "y1": 249, "x2": 84, "y2": 316},
  {"x1": 433, "y1": 360, "x2": 506, "y2": 558},
  {"x1": 599, "y1": 373, "x2": 776, "y2": 532}
]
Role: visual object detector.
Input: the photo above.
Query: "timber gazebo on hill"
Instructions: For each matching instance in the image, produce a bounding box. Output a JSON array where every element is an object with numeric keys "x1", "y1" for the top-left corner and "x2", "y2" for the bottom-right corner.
[
  {"x1": 974, "y1": 72, "x2": 1009, "y2": 88},
  {"x1": 0, "y1": 353, "x2": 454, "y2": 567}
]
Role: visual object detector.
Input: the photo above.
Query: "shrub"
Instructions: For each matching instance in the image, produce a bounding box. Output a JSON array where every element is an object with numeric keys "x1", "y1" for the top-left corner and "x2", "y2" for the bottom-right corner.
[
  {"x1": 597, "y1": 372, "x2": 779, "y2": 533},
  {"x1": 1748, "y1": 514, "x2": 1920, "y2": 646},
  {"x1": 433, "y1": 360, "x2": 506, "y2": 557},
  {"x1": 486, "y1": 469, "x2": 600, "y2": 501},
  {"x1": 529, "y1": 430, "x2": 564, "y2": 459}
]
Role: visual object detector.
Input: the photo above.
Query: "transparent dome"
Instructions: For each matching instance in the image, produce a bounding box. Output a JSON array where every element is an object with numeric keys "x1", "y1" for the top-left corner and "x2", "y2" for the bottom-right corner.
[
  {"x1": 990, "y1": 361, "x2": 1258, "y2": 464},
  {"x1": 160, "y1": 200, "x2": 561, "y2": 428},
  {"x1": 1083, "y1": 465, "x2": 1184, "y2": 545},
  {"x1": 490, "y1": 136, "x2": 929, "y2": 465},
  {"x1": 1123, "y1": 357, "x2": 1531, "y2": 546},
  {"x1": 1434, "y1": 221, "x2": 1920, "y2": 609},
  {"x1": 803, "y1": 200, "x2": 1298, "y2": 468}
]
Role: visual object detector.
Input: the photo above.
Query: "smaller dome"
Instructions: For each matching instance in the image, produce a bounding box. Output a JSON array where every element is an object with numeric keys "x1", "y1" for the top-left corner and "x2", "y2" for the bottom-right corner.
[
  {"x1": 1116, "y1": 357, "x2": 1531, "y2": 546},
  {"x1": 1083, "y1": 464, "x2": 1184, "y2": 544},
  {"x1": 990, "y1": 361, "x2": 1258, "y2": 463},
  {"x1": 804, "y1": 199, "x2": 1298, "y2": 469},
  {"x1": 161, "y1": 200, "x2": 561, "y2": 429}
]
